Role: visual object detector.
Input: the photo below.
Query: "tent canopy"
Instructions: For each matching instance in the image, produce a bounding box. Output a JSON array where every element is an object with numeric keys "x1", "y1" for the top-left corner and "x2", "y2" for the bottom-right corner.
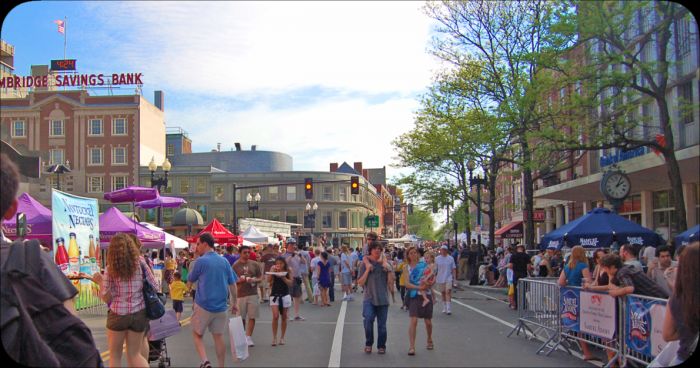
[
  {"x1": 241, "y1": 225, "x2": 270, "y2": 243},
  {"x1": 99, "y1": 207, "x2": 164, "y2": 248},
  {"x1": 104, "y1": 186, "x2": 158, "y2": 203},
  {"x1": 140, "y1": 222, "x2": 189, "y2": 249},
  {"x1": 1, "y1": 192, "x2": 52, "y2": 241},
  {"x1": 187, "y1": 218, "x2": 239, "y2": 244},
  {"x1": 135, "y1": 194, "x2": 187, "y2": 209},
  {"x1": 674, "y1": 224, "x2": 699, "y2": 250},
  {"x1": 385, "y1": 234, "x2": 420, "y2": 243},
  {"x1": 540, "y1": 207, "x2": 663, "y2": 250}
]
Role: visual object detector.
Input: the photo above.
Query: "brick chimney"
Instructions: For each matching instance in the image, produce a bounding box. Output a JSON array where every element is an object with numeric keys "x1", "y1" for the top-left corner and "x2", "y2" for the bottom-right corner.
[
  {"x1": 353, "y1": 162, "x2": 363, "y2": 174},
  {"x1": 330, "y1": 163, "x2": 338, "y2": 172}
]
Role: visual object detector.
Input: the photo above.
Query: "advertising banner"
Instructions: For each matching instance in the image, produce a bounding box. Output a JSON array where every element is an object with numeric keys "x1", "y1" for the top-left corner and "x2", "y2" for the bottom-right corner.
[
  {"x1": 52, "y1": 190, "x2": 101, "y2": 310},
  {"x1": 626, "y1": 296, "x2": 668, "y2": 357},
  {"x1": 560, "y1": 287, "x2": 580, "y2": 332},
  {"x1": 580, "y1": 291, "x2": 617, "y2": 339}
]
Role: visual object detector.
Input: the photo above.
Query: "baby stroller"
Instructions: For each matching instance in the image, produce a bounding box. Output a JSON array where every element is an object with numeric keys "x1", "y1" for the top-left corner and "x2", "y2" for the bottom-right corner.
[{"x1": 148, "y1": 310, "x2": 180, "y2": 367}]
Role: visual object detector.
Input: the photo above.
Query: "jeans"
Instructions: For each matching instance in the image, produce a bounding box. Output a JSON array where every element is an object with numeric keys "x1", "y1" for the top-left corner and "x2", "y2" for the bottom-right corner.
[
  {"x1": 329, "y1": 272, "x2": 335, "y2": 301},
  {"x1": 362, "y1": 301, "x2": 388, "y2": 349}
]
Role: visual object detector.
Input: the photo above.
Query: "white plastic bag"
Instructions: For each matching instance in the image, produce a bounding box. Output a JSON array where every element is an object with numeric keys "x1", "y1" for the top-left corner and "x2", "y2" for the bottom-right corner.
[
  {"x1": 648, "y1": 340, "x2": 680, "y2": 367},
  {"x1": 228, "y1": 316, "x2": 249, "y2": 361}
]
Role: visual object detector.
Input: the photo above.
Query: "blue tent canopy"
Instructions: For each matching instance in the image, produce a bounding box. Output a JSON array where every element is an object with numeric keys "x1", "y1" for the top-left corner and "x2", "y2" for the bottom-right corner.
[
  {"x1": 539, "y1": 207, "x2": 663, "y2": 250},
  {"x1": 674, "y1": 224, "x2": 699, "y2": 250}
]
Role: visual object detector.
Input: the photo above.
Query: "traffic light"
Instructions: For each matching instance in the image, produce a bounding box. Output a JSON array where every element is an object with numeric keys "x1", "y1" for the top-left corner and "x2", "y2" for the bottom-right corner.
[
  {"x1": 350, "y1": 176, "x2": 359, "y2": 195},
  {"x1": 304, "y1": 178, "x2": 313, "y2": 199}
]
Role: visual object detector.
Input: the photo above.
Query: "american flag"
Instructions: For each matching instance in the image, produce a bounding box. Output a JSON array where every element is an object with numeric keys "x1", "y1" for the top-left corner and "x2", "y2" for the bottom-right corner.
[{"x1": 54, "y1": 20, "x2": 65, "y2": 34}]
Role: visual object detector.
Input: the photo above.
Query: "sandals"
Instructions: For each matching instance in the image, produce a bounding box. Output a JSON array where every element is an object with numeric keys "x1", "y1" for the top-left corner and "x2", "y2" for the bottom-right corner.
[
  {"x1": 279, "y1": 338, "x2": 285, "y2": 345},
  {"x1": 378, "y1": 348, "x2": 386, "y2": 354},
  {"x1": 427, "y1": 342, "x2": 434, "y2": 350},
  {"x1": 408, "y1": 348, "x2": 416, "y2": 356},
  {"x1": 365, "y1": 346, "x2": 372, "y2": 354},
  {"x1": 272, "y1": 339, "x2": 277, "y2": 347}
]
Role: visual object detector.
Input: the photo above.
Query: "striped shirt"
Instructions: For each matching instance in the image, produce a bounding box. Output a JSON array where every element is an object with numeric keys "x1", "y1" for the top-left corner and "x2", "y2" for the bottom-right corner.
[{"x1": 102, "y1": 257, "x2": 160, "y2": 315}]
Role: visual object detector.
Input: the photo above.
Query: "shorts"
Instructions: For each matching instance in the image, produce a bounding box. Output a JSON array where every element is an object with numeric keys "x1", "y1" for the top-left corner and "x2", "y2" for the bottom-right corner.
[
  {"x1": 408, "y1": 294, "x2": 433, "y2": 319},
  {"x1": 341, "y1": 272, "x2": 352, "y2": 286},
  {"x1": 237, "y1": 295, "x2": 260, "y2": 320},
  {"x1": 173, "y1": 300, "x2": 184, "y2": 313},
  {"x1": 436, "y1": 281, "x2": 452, "y2": 292},
  {"x1": 270, "y1": 294, "x2": 292, "y2": 309},
  {"x1": 107, "y1": 309, "x2": 148, "y2": 332},
  {"x1": 290, "y1": 277, "x2": 303, "y2": 298},
  {"x1": 191, "y1": 303, "x2": 227, "y2": 335}
]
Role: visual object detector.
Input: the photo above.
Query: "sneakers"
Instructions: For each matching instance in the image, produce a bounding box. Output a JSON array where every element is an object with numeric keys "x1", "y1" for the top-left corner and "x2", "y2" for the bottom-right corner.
[
  {"x1": 246, "y1": 336, "x2": 254, "y2": 347},
  {"x1": 199, "y1": 361, "x2": 212, "y2": 368},
  {"x1": 294, "y1": 316, "x2": 305, "y2": 321}
]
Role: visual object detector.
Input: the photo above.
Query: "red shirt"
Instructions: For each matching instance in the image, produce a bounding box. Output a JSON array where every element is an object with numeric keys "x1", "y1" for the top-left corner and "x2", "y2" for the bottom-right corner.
[{"x1": 249, "y1": 251, "x2": 258, "y2": 261}]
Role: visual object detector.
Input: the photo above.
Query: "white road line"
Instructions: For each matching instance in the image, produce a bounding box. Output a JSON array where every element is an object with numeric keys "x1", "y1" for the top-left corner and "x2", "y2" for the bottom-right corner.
[
  {"x1": 472, "y1": 290, "x2": 510, "y2": 305},
  {"x1": 328, "y1": 300, "x2": 348, "y2": 368}
]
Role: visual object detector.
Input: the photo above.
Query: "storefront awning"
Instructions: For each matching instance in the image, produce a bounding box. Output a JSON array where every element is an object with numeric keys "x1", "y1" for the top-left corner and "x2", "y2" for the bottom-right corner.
[{"x1": 495, "y1": 221, "x2": 524, "y2": 238}]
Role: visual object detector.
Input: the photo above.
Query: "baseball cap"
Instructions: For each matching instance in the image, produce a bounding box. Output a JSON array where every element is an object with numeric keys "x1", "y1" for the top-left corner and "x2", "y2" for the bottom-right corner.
[
  {"x1": 287, "y1": 238, "x2": 297, "y2": 244},
  {"x1": 441, "y1": 245, "x2": 449, "y2": 250}
]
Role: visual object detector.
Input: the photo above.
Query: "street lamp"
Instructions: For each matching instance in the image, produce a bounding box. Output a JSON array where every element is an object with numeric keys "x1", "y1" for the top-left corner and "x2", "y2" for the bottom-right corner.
[
  {"x1": 149, "y1": 156, "x2": 172, "y2": 227},
  {"x1": 305, "y1": 202, "x2": 318, "y2": 240},
  {"x1": 468, "y1": 160, "x2": 487, "y2": 248},
  {"x1": 247, "y1": 192, "x2": 261, "y2": 218},
  {"x1": 46, "y1": 160, "x2": 71, "y2": 190}
]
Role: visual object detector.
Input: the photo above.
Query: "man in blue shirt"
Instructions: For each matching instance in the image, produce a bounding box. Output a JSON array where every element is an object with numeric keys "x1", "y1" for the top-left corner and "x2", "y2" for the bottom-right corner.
[{"x1": 187, "y1": 233, "x2": 238, "y2": 368}]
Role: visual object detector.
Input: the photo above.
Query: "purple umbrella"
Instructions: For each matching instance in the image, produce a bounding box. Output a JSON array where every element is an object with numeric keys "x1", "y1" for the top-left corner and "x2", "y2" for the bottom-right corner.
[
  {"x1": 104, "y1": 186, "x2": 158, "y2": 203},
  {"x1": 135, "y1": 195, "x2": 187, "y2": 209},
  {"x1": 1, "y1": 193, "x2": 52, "y2": 242},
  {"x1": 99, "y1": 207, "x2": 164, "y2": 248}
]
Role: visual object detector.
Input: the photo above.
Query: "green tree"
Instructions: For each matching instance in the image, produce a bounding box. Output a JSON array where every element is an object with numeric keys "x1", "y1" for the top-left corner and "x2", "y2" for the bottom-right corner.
[{"x1": 407, "y1": 209, "x2": 439, "y2": 241}]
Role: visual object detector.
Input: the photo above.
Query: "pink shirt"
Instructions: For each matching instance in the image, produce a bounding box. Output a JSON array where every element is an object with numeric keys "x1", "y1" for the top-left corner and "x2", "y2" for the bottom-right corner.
[{"x1": 102, "y1": 257, "x2": 160, "y2": 315}]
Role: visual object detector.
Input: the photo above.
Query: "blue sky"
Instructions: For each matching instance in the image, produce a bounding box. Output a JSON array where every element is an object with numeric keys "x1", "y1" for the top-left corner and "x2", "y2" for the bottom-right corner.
[{"x1": 2, "y1": 1, "x2": 441, "y2": 178}]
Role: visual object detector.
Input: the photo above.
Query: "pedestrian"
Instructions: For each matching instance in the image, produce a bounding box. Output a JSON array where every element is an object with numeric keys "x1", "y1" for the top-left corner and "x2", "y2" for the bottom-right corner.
[
  {"x1": 170, "y1": 272, "x2": 187, "y2": 321},
  {"x1": 310, "y1": 247, "x2": 322, "y2": 305},
  {"x1": 94, "y1": 233, "x2": 160, "y2": 368},
  {"x1": 661, "y1": 242, "x2": 699, "y2": 366},
  {"x1": 223, "y1": 246, "x2": 238, "y2": 267},
  {"x1": 397, "y1": 257, "x2": 409, "y2": 310},
  {"x1": 317, "y1": 251, "x2": 333, "y2": 307},
  {"x1": 299, "y1": 244, "x2": 313, "y2": 303},
  {"x1": 619, "y1": 244, "x2": 644, "y2": 272},
  {"x1": 590, "y1": 253, "x2": 668, "y2": 298},
  {"x1": 435, "y1": 245, "x2": 457, "y2": 315},
  {"x1": 458, "y1": 243, "x2": 469, "y2": 281},
  {"x1": 164, "y1": 250, "x2": 177, "y2": 298},
  {"x1": 232, "y1": 245, "x2": 263, "y2": 347},
  {"x1": 589, "y1": 249, "x2": 609, "y2": 287},
  {"x1": 328, "y1": 248, "x2": 340, "y2": 302},
  {"x1": 259, "y1": 244, "x2": 277, "y2": 302},
  {"x1": 646, "y1": 245, "x2": 677, "y2": 295},
  {"x1": 340, "y1": 245, "x2": 355, "y2": 301},
  {"x1": 358, "y1": 240, "x2": 392, "y2": 354},
  {"x1": 283, "y1": 239, "x2": 306, "y2": 321},
  {"x1": 405, "y1": 246, "x2": 435, "y2": 356},
  {"x1": 268, "y1": 256, "x2": 294, "y2": 346},
  {"x1": 557, "y1": 246, "x2": 594, "y2": 360},
  {"x1": 508, "y1": 244, "x2": 530, "y2": 310},
  {"x1": 187, "y1": 233, "x2": 238, "y2": 368}
]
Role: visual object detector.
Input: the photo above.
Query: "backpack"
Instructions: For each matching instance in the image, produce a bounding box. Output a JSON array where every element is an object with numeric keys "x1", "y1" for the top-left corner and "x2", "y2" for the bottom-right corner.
[{"x1": 1, "y1": 239, "x2": 103, "y2": 367}]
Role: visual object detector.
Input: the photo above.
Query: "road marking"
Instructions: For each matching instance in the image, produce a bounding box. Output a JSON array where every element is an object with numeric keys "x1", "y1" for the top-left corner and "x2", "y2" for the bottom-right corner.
[
  {"x1": 472, "y1": 291, "x2": 509, "y2": 305},
  {"x1": 327, "y1": 300, "x2": 347, "y2": 368}
]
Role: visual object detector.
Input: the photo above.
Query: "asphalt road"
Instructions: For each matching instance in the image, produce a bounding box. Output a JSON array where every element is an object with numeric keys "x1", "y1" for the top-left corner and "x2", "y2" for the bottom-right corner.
[{"x1": 83, "y1": 282, "x2": 599, "y2": 367}]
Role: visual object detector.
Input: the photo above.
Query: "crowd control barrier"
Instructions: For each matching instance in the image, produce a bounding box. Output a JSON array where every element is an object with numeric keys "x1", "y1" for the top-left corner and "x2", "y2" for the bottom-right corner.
[{"x1": 509, "y1": 278, "x2": 670, "y2": 367}]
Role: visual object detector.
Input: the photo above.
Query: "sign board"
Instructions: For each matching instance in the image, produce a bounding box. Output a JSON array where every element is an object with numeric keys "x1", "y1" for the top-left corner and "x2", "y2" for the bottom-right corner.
[
  {"x1": 51, "y1": 59, "x2": 77, "y2": 71},
  {"x1": 365, "y1": 215, "x2": 379, "y2": 228},
  {"x1": 560, "y1": 288, "x2": 580, "y2": 332},
  {"x1": 580, "y1": 291, "x2": 616, "y2": 339},
  {"x1": 626, "y1": 296, "x2": 668, "y2": 358}
]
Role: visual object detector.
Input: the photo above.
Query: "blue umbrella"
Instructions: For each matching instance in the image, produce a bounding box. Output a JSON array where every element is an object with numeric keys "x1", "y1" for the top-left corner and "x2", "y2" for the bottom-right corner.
[
  {"x1": 540, "y1": 207, "x2": 663, "y2": 250},
  {"x1": 674, "y1": 224, "x2": 699, "y2": 250}
]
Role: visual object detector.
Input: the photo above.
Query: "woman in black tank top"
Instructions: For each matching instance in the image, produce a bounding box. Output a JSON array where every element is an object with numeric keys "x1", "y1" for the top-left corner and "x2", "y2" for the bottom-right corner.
[{"x1": 268, "y1": 257, "x2": 293, "y2": 346}]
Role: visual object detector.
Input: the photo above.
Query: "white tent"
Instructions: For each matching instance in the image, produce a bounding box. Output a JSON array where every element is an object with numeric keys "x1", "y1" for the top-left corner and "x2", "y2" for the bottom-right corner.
[
  {"x1": 140, "y1": 222, "x2": 189, "y2": 249},
  {"x1": 386, "y1": 234, "x2": 420, "y2": 243},
  {"x1": 241, "y1": 225, "x2": 270, "y2": 243}
]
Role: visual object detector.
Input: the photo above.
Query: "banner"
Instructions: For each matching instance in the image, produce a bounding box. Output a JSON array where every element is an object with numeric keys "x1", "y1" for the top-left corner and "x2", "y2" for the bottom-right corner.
[
  {"x1": 52, "y1": 190, "x2": 101, "y2": 310},
  {"x1": 580, "y1": 291, "x2": 616, "y2": 339},
  {"x1": 626, "y1": 296, "x2": 668, "y2": 357},
  {"x1": 560, "y1": 287, "x2": 580, "y2": 332}
]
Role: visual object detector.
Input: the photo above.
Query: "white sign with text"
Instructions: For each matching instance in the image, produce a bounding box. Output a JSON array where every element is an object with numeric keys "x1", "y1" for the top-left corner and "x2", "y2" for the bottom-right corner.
[
  {"x1": 580, "y1": 291, "x2": 616, "y2": 339},
  {"x1": 650, "y1": 304, "x2": 668, "y2": 356}
]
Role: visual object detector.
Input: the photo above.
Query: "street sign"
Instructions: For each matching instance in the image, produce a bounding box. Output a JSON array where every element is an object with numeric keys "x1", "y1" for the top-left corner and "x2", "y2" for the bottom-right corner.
[{"x1": 364, "y1": 215, "x2": 379, "y2": 228}]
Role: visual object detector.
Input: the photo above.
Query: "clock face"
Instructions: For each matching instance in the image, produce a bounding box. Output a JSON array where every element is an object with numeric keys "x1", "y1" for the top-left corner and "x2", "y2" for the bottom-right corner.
[{"x1": 603, "y1": 172, "x2": 631, "y2": 199}]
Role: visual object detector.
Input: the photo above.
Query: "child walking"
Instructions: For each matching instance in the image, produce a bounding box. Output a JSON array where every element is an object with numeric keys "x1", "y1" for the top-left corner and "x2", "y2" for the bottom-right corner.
[{"x1": 169, "y1": 272, "x2": 187, "y2": 321}]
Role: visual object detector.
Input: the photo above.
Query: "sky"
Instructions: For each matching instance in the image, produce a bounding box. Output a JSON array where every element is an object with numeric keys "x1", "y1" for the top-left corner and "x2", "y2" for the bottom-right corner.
[{"x1": 1, "y1": 1, "x2": 444, "y2": 182}]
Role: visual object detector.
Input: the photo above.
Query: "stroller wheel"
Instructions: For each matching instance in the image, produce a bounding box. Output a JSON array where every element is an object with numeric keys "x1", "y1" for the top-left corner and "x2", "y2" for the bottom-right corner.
[
  {"x1": 158, "y1": 362, "x2": 165, "y2": 368},
  {"x1": 167, "y1": 357, "x2": 171, "y2": 367}
]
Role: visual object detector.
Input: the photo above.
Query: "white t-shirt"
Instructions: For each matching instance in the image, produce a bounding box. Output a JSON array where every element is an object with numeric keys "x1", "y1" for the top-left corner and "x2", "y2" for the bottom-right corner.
[
  {"x1": 435, "y1": 255, "x2": 456, "y2": 283},
  {"x1": 341, "y1": 253, "x2": 353, "y2": 273},
  {"x1": 310, "y1": 257, "x2": 321, "y2": 277},
  {"x1": 642, "y1": 246, "x2": 656, "y2": 265}
]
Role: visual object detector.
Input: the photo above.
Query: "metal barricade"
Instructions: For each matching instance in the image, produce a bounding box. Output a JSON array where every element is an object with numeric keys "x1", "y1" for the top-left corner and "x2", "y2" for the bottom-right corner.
[
  {"x1": 508, "y1": 278, "x2": 567, "y2": 354},
  {"x1": 619, "y1": 294, "x2": 668, "y2": 366}
]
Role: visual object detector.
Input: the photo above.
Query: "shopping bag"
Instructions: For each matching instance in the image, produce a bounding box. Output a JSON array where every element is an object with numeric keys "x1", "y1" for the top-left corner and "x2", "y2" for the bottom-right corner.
[
  {"x1": 228, "y1": 316, "x2": 249, "y2": 361},
  {"x1": 507, "y1": 284, "x2": 514, "y2": 296}
]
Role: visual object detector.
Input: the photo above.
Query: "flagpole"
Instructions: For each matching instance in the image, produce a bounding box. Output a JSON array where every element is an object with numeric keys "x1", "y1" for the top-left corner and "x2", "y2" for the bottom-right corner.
[{"x1": 63, "y1": 16, "x2": 67, "y2": 60}]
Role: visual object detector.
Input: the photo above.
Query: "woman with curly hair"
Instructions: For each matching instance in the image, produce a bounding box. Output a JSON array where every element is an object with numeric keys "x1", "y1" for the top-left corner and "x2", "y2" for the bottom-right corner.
[{"x1": 92, "y1": 233, "x2": 160, "y2": 367}]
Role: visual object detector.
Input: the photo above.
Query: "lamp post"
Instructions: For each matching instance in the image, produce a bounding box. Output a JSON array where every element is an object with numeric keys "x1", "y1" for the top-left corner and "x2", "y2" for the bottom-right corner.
[
  {"x1": 148, "y1": 157, "x2": 172, "y2": 228},
  {"x1": 305, "y1": 202, "x2": 318, "y2": 239},
  {"x1": 247, "y1": 192, "x2": 261, "y2": 218},
  {"x1": 46, "y1": 160, "x2": 71, "y2": 191},
  {"x1": 468, "y1": 160, "x2": 487, "y2": 248}
]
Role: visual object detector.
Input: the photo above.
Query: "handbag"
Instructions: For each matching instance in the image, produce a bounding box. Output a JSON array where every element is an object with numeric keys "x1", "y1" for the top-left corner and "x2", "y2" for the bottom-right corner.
[{"x1": 141, "y1": 262, "x2": 165, "y2": 320}]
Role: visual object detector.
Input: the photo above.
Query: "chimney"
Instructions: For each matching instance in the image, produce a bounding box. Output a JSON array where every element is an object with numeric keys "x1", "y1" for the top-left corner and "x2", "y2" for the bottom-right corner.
[
  {"x1": 217, "y1": 143, "x2": 221, "y2": 152},
  {"x1": 330, "y1": 163, "x2": 338, "y2": 172},
  {"x1": 154, "y1": 90, "x2": 164, "y2": 111},
  {"x1": 353, "y1": 162, "x2": 363, "y2": 174},
  {"x1": 251, "y1": 145, "x2": 257, "y2": 151},
  {"x1": 235, "y1": 142, "x2": 241, "y2": 151}
]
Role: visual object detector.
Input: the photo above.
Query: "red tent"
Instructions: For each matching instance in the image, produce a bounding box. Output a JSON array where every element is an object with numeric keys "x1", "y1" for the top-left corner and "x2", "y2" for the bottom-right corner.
[{"x1": 187, "y1": 218, "x2": 242, "y2": 245}]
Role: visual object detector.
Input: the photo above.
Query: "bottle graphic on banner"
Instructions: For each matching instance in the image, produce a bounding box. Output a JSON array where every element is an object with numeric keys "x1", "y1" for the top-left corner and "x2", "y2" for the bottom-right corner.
[
  {"x1": 68, "y1": 232, "x2": 80, "y2": 276},
  {"x1": 88, "y1": 234, "x2": 96, "y2": 274},
  {"x1": 55, "y1": 237, "x2": 69, "y2": 275}
]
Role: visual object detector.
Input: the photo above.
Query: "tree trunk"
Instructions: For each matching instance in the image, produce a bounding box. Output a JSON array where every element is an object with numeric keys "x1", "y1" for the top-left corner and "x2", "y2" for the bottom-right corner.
[
  {"x1": 487, "y1": 164, "x2": 497, "y2": 249},
  {"x1": 521, "y1": 140, "x2": 536, "y2": 249}
]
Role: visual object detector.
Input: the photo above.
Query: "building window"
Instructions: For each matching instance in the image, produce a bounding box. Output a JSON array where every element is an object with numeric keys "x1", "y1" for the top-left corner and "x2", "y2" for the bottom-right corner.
[
  {"x1": 87, "y1": 176, "x2": 103, "y2": 193},
  {"x1": 322, "y1": 186, "x2": 332, "y2": 201},
  {"x1": 88, "y1": 148, "x2": 103, "y2": 165},
  {"x1": 112, "y1": 147, "x2": 127, "y2": 165},
  {"x1": 112, "y1": 118, "x2": 127, "y2": 135},
  {"x1": 676, "y1": 16, "x2": 691, "y2": 57},
  {"x1": 197, "y1": 205, "x2": 207, "y2": 221},
  {"x1": 269, "y1": 210, "x2": 281, "y2": 221},
  {"x1": 180, "y1": 178, "x2": 190, "y2": 193},
  {"x1": 351, "y1": 212, "x2": 359, "y2": 229},
  {"x1": 339, "y1": 212, "x2": 348, "y2": 228},
  {"x1": 196, "y1": 177, "x2": 207, "y2": 193},
  {"x1": 322, "y1": 211, "x2": 332, "y2": 228},
  {"x1": 47, "y1": 175, "x2": 58, "y2": 189},
  {"x1": 287, "y1": 186, "x2": 297, "y2": 201},
  {"x1": 49, "y1": 149, "x2": 64, "y2": 165},
  {"x1": 339, "y1": 186, "x2": 347, "y2": 202},
  {"x1": 12, "y1": 121, "x2": 25, "y2": 137},
  {"x1": 111, "y1": 176, "x2": 127, "y2": 191},
  {"x1": 167, "y1": 144, "x2": 174, "y2": 156},
  {"x1": 678, "y1": 81, "x2": 694, "y2": 125},
  {"x1": 269, "y1": 186, "x2": 279, "y2": 201},
  {"x1": 213, "y1": 185, "x2": 224, "y2": 201},
  {"x1": 50, "y1": 120, "x2": 64, "y2": 137},
  {"x1": 89, "y1": 119, "x2": 103, "y2": 136},
  {"x1": 286, "y1": 213, "x2": 298, "y2": 224}
]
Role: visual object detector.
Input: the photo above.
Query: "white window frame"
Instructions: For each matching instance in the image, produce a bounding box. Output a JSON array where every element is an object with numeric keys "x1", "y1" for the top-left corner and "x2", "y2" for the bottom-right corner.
[
  {"x1": 87, "y1": 176, "x2": 103, "y2": 193},
  {"x1": 112, "y1": 118, "x2": 127, "y2": 135},
  {"x1": 269, "y1": 186, "x2": 279, "y2": 201},
  {"x1": 322, "y1": 211, "x2": 332, "y2": 229},
  {"x1": 339, "y1": 211, "x2": 348, "y2": 229},
  {"x1": 88, "y1": 147, "x2": 103, "y2": 166},
  {"x1": 286, "y1": 186, "x2": 297, "y2": 201},
  {"x1": 49, "y1": 119, "x2": 64, "y2": 137},
  {"x1": 88, "y1": 119, "x2": 103, "y2": 136},
  {"x1": 111, "y1": 176, "x2": 128, "y2": 191},
  {"x1": 112, "y1": 146, "x2": 127, "y2": 165},
  {"x1": 167, "y1": 144, "x2": 174, "y2": 156},
  {"x1": 12, "y1": 120, "x2": 26, "y2": 137},
  {"x1": 323, "y1": 185, "x2": 333, "y2": 201},
  {"x1": 49, "y1": 149, "x2": 64, "y2": 165}
]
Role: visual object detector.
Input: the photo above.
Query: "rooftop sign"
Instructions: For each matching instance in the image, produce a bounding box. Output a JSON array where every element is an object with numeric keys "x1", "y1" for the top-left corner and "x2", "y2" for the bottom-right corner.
[{"x1": 0, "y1": 73, "x2": 143, "y2": 89}]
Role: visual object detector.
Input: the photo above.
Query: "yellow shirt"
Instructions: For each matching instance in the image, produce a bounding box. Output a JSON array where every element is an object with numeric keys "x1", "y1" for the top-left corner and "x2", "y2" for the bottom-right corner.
[
  {"x1": 398, "y1": 261, "x2": 408, "y2": 287},
  {"x1": 170, "y1": 280, "x2": 187, "y2": 301},
  {"x1": 165, "y1": 258, "x2": 177, "y2": 271}
]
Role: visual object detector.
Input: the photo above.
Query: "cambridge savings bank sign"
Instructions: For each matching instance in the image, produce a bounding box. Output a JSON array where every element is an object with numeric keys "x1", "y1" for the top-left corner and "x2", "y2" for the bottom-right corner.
[{"x1": 1, "y1": 61, "x2": 143, "y2": 89}]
